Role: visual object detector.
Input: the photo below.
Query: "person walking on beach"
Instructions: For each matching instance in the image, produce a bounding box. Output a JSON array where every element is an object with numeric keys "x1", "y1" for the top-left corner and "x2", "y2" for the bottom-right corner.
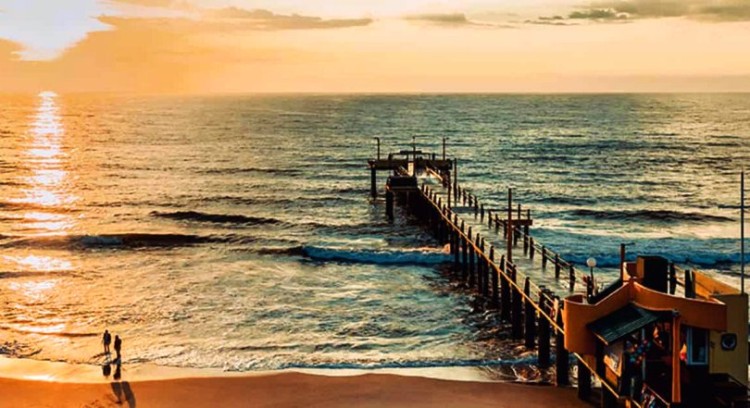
[
  {"x1": 102, "y1": 330, "x2": 112, "y2": 355},
  {"x1": 114, "y1": 335, "x2": 122, "y2": 361}
]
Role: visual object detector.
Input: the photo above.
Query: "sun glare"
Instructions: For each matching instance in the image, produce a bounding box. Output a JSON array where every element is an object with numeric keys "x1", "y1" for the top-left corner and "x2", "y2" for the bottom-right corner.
[
  {"x1": 0, "y1": 1, "x2": 110, "y2": 60},
  {"x1": 5, "y1": 255, "x2": 73, "y2": 272},
  {"x1": 6, "y1": 91, "x2": 78, "y2": 243}
]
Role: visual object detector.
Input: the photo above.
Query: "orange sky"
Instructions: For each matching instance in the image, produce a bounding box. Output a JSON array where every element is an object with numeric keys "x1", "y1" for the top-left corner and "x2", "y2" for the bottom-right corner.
[{"x1": 1, "y1": 0, "x2": 750, "y2": 93}]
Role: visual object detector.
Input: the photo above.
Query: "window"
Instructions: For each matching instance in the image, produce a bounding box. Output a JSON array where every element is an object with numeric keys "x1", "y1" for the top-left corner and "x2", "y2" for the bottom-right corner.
[{"x1": 687, "y1": 327, "x2": 708, "y2": 365}]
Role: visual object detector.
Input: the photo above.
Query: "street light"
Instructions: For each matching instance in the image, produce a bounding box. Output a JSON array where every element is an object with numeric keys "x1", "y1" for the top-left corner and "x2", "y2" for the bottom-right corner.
[
  {"x1": 373, "y1": 137, "x2": 380, "y2": 160},
  {"x1": 586, "y1": 257, "x2": 597, "y2": 299}
]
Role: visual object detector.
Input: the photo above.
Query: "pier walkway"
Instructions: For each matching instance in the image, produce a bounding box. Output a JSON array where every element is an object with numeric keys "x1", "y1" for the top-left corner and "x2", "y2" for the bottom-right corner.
[
  {"x1": 368, "y1": 146, "x2": 710, "y2": 408},
  {"x1": 423, "y1": 177, "x2": 592, "y2": 299}
]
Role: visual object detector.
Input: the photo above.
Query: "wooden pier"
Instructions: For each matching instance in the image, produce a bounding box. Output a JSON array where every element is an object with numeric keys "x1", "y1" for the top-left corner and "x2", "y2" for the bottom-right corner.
[{"x1": 367, "y1": 142, "x2": 750, "y2": 408}]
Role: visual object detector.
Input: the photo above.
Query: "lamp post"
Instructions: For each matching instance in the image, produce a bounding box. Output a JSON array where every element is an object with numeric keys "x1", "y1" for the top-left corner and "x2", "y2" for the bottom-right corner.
[
  {"x1": 620, "y1": 242, "x2": 635, "y2": 281},
  {"x1": 586, "y1": 257, "x2": 597, "y2": 300},
  {"x1": 373, "y1": 137, "x2": 380, "y2": 160}
]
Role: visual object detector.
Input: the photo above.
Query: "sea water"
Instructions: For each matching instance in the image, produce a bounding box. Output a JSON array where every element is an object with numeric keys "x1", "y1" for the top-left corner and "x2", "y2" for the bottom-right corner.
[{"x1": 0, "y1": 92, "x2": 748, "y2": 373}]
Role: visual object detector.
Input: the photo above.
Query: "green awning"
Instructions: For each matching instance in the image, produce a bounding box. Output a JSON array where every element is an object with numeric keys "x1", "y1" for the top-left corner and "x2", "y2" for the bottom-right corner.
[{"x1": 588, "y1": 304, "x2": 661, "y2": 346}]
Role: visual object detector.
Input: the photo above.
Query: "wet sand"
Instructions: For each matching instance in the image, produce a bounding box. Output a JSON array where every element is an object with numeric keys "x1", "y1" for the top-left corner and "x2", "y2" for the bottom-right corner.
[{"x1": 0, "y1": 357, "x2": 589, "y2": 408}]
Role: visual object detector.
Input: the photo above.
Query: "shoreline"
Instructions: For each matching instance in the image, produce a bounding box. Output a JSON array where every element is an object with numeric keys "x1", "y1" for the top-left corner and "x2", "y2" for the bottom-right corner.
[
  {"x1": 0, "y1": 355, "x2": 500, "y2": 383},
  {"x1": 0, "y1": 356, "x2": 589, "y2": 408}
]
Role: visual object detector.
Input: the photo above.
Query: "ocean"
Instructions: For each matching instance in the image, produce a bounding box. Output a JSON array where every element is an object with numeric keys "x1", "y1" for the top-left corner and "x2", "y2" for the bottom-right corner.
[{"x1": 0, "y1": 92, "x2": 748, "y2": 375}]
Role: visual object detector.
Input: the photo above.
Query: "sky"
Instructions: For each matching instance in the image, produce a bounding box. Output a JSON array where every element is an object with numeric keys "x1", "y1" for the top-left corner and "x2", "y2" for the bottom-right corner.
[{"x1": 0, "y1": 0, "x2": 749, "y2": 93}]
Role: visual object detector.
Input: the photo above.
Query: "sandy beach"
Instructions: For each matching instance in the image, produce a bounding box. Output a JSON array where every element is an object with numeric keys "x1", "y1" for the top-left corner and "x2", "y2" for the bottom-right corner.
[{"x1": 0, "y1": 357, "x2": 588, "y2": 408}]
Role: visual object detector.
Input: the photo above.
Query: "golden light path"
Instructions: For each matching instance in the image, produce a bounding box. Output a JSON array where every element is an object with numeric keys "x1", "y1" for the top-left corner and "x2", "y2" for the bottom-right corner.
[
  {"x1": 15, "y1": 91, "x2": 76, "y2": 212},
  {"x1": 3, "y1": 92, "x2": 77, "y2": 338}
]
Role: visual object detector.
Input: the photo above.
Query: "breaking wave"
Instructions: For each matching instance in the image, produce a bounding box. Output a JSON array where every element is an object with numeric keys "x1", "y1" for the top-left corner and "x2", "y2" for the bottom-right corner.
[
  {"x1": 151, "y1": 211, "x2": 280, "y2": 225},
  {"x1": 301, "y1": 246, "x2": 450, "y2": 266},
  {"x1": 0, "y1": 233, "x2": 227, "y2": 250}
]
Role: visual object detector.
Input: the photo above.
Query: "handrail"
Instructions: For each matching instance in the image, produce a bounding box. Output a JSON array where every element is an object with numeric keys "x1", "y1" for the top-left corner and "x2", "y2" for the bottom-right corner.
[
  {"x1": 443, "y1": 181, "x2": 593, "y2": 289},
  {"x1": 642, "y1": 383, "x2": 672, "y2": 407},
  {"x1": 421, "y1": 182, "x2": 660, "y2": 408},
  {"x1": 421, "y1": 184, "x2": 563, "y2": 332}
]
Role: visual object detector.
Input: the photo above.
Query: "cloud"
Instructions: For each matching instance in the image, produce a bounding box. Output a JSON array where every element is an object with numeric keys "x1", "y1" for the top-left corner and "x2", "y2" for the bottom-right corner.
[
  {"x1": 406, "y1": 13, "x2": 472, "y2": 25},
  {"x1": 568, "y1": 9, "x2": 628, "y2": 20},
  {"x1": 524, "y1": 16, "x2": 578, "y2": 26},
  {"x1": 0, "y1": 0, "x2": 112, "y2": 60},
  {"x1": 405, "y1": 12, "x2": 513, "y2": 27},
  {"x1": 693, "y1": 1, "x2": 750, "y2": 21},
  {"x1": 569, "y1": 0, "x2": 750, "y2": 22},
  {"x1": 527, "y1": 0, "x2": 750, "y2": 25},
  {"x1": 0, "y1": 39, "x2": 22, "y2": 62},
  {"x1": 108, "y1": 0, "x2": 192, "y2": 8},
  {"x1": 0, "y1": 14, "x2": 301, "y2": 93},
  {"x1": 202, "y1": 7, "x2": 373, "y2": 29}
]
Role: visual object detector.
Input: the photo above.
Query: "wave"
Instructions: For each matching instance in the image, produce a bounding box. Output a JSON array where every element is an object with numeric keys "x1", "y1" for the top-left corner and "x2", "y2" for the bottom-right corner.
[
  {"x1": 567, "y1": 209, "x2": 733, "y2": 223},
  {"x1": 0, "y1": 271, "x2": 79, "y2": 279},
  {"x1": 301, "y1": 246, "x2": 450, "y2": 266},
  {"x1": 0, "y1": 325, "x2": 99, "y2": 338},
  {"x1": 0, "y1": 233, "x2": 226, "y2": 250},
  {"x1": 248, "y1": 245, "x2": 451, "y2": 266},
  {"x1": 332, "y1": 187, "x2": 369, "y2": 195},
  {"x1": 151, "y1": 211, "x2": 280, "y2": 225},
  {"x1": 254, "y1": 246, "x2": 307, "y2": 257},
  {"x1": 0, "y1": 201, "x2": 78, "y2": 213},
  {"x1": 265, "y1": 356, "x2": 545, "y2": 371},
  {"x1": 194, "y1": 195, "x2": 357, "y2": 207},
  {"x1": 197, "y1": 167, "x2": 301, "y2": 176}
]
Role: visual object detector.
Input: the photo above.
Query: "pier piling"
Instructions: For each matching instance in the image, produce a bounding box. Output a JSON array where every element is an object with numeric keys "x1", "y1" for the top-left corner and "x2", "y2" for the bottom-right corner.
[
  {"x1": 511, "y1": 265, "x2": 524, "y2": 339},
  {"x1": 370, "y1": 169, "x2": 377, "y2": 198},
  {"x1": 385, "y1": 190, "x2": 394, "y2": 219},
  {"x1": 577, "y1": 358, "x2": 591, "y2": 400},
  {"x1": 555, "y1": 307, "x2": 569, "y2": 386},
  {"x1": 491, "y1": 249, "x2": 499, "y2": 309},
  {"x1": 538, "y1": 289, "x2": 551, "y2": 368},
  {"x1": 569, "y1": 265, "x2": 576, "y2": 291},
  {"x1": 468, "y1": 228, "x2": 475, "y2": 287},
  {"x1": 501, "y1": 259, "x2": 511, "y2": 322},
  {"x1": 529, "y1": 238, "x2": 535, "y2": 260},
  {"x1": 524, "y1": 278, "x2": 536, "y2": 349}
]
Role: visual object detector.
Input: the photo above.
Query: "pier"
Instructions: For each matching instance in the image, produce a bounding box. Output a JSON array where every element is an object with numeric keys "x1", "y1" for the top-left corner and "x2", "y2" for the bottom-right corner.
[{"x1": 367, "y1": 141, "x2": 750, "y2": 408}]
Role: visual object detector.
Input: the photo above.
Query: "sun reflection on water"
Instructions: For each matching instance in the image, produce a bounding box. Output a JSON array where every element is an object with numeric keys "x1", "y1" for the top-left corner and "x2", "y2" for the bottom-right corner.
[
  {"x1": 0, "y1": 92, "x2": 78, "y2": 338},
  {"x1": 3, "y1": 255, "x2": 73, "y2": 272},
  {"x1": 11, "y1": 91, "x2": 77, "y2": 230}
]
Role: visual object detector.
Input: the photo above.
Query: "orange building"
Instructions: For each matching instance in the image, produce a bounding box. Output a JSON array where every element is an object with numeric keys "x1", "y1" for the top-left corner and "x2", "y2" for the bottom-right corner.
[{"x1": 564, "y1": 256, "x2": 748, "y2": 407}]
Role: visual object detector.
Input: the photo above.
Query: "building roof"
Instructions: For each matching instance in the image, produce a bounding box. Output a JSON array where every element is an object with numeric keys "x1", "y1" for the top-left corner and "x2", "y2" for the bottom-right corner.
[{"x1": 588, "y1": 304, "x2": 662, "y2": 345}]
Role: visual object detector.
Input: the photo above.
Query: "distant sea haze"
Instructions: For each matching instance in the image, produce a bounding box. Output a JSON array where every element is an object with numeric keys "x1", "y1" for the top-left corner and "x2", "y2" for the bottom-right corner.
[{"x1": 0, "y1": 93, "x2": 747, "y2": 374}]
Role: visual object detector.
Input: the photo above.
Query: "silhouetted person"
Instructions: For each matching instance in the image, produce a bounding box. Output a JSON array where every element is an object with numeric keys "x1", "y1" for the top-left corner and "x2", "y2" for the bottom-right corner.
[
  {"x1": 102, "y1": 330, "x2": 111, "y2": 354},
  {"x1": 102, "y1": 362, "x2": 111, "y2": 377},
  {"x1": 114, "y1": 335, "x2": 122, "y2": 360}
]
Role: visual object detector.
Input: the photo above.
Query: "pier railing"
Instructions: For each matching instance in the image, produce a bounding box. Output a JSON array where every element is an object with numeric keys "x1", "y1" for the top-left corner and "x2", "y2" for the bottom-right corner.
[
  {"x1": 444, "y1": 178, "x2": 595, "y2": 293},
  {"x1": 419, "y1": 181, "x2": 670, "y2": 407},
  {"x1": 415, "y1": 182, "x2": 643, "y2": 405}
]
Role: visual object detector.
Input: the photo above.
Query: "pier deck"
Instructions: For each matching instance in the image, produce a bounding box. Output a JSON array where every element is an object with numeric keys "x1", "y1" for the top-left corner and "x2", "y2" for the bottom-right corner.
[{"x1": 366, "y1": 144, "x2": 740, "y2": 408}]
